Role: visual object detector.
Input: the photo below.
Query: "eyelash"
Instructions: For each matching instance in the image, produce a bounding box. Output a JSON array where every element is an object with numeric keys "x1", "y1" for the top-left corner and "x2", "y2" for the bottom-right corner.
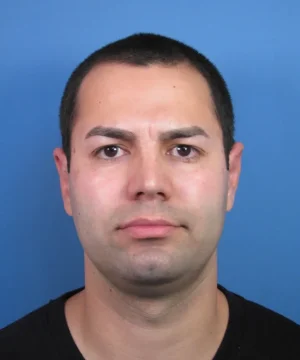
[{"x1": 93, "y1": 144, "x2": 204, "y2": 162}]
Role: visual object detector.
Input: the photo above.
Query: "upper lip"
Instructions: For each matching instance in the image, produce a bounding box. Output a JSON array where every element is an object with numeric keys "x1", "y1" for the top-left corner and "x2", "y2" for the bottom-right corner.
[{"x1": 118, "y1": 218, "x2": 178, "y2": 229}]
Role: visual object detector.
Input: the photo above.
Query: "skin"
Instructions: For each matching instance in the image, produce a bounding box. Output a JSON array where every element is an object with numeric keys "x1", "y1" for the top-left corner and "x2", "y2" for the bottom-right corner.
[{"x1": 54, "y1": 62, "x2": 243, "y2": 360}]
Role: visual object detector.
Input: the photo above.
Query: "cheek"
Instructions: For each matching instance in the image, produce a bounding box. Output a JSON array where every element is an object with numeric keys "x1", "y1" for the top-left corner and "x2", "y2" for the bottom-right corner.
[
  {"x1": 68, "y1": 167, "x2": 124, "y2": 253},
  {"x1": 176, "y1": 166, "x2": 228, "y2": 209},
  {"x1": 69, "y1": 166, "x2": 123, "y2": 219},
  {"x1": 177, "y1": 167, "x2": 228, "y2": 249}
]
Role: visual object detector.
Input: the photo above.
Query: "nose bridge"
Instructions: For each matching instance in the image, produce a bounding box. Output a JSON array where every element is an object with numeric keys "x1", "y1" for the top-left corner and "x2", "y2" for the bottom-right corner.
[
  {"x1": 140, "y1": 151, "x2": 160, "y2": 184},
  {"x1": 127, "y1": 145, "x2": 171, "y2": 200}
]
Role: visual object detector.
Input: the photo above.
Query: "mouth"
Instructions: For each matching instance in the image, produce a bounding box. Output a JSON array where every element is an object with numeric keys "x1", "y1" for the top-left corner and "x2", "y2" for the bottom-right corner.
[{"x1": 117, "y1": 218, "x2": 181, "y2": 239}]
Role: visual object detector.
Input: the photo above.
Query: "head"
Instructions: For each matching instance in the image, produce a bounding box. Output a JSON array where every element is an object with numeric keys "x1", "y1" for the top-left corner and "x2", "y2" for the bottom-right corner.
[{"x1": 54, "y1": 33, "x2": 243, "y2": 297}]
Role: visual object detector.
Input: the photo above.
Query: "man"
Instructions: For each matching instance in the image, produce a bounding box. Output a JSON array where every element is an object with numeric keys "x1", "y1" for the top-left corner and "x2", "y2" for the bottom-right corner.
[{"x1": 1, "y1": 33, "x2": 299, "y2": 359}]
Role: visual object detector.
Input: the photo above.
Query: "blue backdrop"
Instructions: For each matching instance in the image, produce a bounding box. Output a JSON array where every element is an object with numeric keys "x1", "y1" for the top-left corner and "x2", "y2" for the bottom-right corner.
[{"x1": 1, "y1": 0, "x2": 299, "y2": 328}]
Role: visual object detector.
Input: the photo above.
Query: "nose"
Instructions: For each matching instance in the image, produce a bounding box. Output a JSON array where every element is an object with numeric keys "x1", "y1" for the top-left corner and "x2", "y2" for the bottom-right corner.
[{"x1": 126, "y1": 153, "x2": 172, "y2": 202}]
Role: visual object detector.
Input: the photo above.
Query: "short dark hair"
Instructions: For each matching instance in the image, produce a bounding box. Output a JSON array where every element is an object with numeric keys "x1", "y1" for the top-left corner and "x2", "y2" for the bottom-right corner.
[{"x1": 59, "y1": 33, "x2": 235, "y2": 171}]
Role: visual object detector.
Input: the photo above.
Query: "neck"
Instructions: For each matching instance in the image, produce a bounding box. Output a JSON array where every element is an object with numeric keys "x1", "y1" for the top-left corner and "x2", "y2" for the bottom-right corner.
[{"x1": 65, "y1": 252, "x2": 229, "y2": 360}]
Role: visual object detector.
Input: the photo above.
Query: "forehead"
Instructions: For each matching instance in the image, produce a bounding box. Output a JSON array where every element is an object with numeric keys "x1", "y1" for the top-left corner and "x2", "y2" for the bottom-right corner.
[{"x1": 75, "y1": 62, "x2": 219, "y2": 136}]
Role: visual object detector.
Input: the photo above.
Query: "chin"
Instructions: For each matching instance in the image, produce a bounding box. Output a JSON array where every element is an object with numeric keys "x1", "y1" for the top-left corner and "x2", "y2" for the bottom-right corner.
[
  {"x1": 125, "y1": 277, "x2": 181, "y2": 298},
  {"x1": 119, "y1": 262, "x2": 185, "y2": 297}
]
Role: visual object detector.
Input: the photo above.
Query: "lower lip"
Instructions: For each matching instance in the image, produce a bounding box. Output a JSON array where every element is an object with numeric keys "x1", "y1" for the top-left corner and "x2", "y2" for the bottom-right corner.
[{"x1": 120, "y1": 225, "x2": 177, "y2": 239}]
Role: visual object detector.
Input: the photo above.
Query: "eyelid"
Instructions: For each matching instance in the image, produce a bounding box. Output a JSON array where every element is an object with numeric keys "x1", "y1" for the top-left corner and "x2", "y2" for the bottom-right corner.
[
  {"x1": 167, "y1": 144, "x2": 205, "y2": 157},
  {"x1": 93, "y1": 144, "x2": 128, "y2": 159},
  {"x1": 92, "y1": 143, "x2": 206, "y2": 160}
]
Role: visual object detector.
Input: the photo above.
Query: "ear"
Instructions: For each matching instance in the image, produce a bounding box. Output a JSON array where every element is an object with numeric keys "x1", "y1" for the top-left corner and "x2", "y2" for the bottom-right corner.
[
  {"x1": 226, "y1": 142, "x2": 244, "y2": 212},
  {"x1": 53, "y1": 148, "x2": 72, "y2": 216}
]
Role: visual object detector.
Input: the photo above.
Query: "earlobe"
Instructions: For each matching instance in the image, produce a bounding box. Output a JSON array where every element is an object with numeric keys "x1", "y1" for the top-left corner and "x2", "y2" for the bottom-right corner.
[
  {"x1": 226, "y1": 142, "x2": 244, "y2": 212},
  {"x1": 53, "y1": 148, "x2": 72, "y2": 216}
]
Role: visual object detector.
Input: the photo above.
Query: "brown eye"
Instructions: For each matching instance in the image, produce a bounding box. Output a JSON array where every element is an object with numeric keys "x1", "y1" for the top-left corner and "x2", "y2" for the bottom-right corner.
[
  {"x1": 103, "y1": 146, "x2": 119, "y2": 157},
  {"x1": 169, "y1": 145, "x2": 199, "y2": 158},
  {"x1": 95, "y1": 145, "x2": 127, "y2": 160},
  {"x1": 175, "y1": 145, "x2": 192, "y2": 157}
]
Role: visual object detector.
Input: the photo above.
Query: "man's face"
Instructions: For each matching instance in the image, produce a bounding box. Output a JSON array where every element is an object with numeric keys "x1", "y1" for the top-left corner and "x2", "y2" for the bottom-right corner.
[{"x1": 55, "y1": 63, "x2": 242, "y2": 296}]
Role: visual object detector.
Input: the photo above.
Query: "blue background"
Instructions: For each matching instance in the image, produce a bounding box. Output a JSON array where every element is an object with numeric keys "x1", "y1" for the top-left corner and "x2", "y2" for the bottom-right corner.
[{"x1": 1, "y1": 0, "x2": 299, "y2": 328}]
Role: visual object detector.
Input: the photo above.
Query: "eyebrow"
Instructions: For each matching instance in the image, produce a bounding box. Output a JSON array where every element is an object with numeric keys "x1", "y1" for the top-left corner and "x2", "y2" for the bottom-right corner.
[
  {"x1": 85, "y1": 126, "x2": 135, "y2": 141},
  {"x1": 159, "y1": 126, "x2": 209, "y2": 141},
  {"x1": 85, "y1": 125, "x2": 210, "y2": 142}
]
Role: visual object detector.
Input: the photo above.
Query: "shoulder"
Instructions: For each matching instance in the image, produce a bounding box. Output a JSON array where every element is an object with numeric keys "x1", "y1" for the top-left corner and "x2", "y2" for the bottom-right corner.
[
  {"x1": 223, "y1": 286, "x2": 300, "y2": 358},
  {"x1": 242, "y1": 293, "x2": 299, "y2": 333},
  {"x1": 0, "y1": 288, "x2": 82, "y2": 358},
  {"x1": 0, "y1": 301, "x2": 54, "y2": 357},
  {"x1": 244, "y1": 299, "x2": 300, "y2": 358}
]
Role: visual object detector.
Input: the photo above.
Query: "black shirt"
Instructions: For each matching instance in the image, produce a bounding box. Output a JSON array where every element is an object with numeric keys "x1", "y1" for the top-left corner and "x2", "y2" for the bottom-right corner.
[{"x1": 1, "y1": 285, "x2": 300, "y2": 359}]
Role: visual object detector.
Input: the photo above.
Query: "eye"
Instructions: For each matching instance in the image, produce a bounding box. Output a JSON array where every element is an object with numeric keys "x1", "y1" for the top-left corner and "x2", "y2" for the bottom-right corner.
[
  {"x1": 94, "y1": 145, "x2": 127, "y2": 159},
  {"x1": 168, "y1": 145, "x2": 200, "y2": 158}
]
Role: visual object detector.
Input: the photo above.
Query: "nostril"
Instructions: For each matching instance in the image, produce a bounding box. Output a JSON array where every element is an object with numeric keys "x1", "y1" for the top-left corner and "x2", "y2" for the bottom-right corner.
[
  {"x1": 157, "y1": 192, "x2": 166, "y2": 199},
  {"x1": 135, "y1": 191, "x2": 167, "y2": 201}
]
